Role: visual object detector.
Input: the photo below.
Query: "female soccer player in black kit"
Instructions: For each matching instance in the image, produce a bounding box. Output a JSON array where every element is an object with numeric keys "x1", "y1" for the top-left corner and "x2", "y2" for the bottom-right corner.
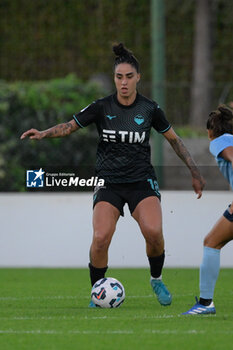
[{"x1": 21, "y1": 43, "x2": 205, "y2": 307}]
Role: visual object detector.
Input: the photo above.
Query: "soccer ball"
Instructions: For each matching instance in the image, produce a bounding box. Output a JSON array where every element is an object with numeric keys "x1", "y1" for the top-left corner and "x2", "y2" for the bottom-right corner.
[{"x1": 91, "y1": 277, "x2": 125, "y2": 308}]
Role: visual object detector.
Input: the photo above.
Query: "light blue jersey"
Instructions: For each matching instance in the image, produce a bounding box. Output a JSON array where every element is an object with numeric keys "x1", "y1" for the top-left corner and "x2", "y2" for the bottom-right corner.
[{"x1": 209, "y1": 133, "x2": 233, "y2": 189}]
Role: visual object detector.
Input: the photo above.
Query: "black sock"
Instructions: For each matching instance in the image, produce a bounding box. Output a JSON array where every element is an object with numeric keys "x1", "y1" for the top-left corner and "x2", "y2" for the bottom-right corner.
[
  {"x1": 148, "y1": 251, "x2": 165, "y2": 278},
  {"x1": 199, "y1": 297, "x2": 212, "y2": 306},
  {"x1": 88, "y1": 263, "x2": 108, "y2": 286}
]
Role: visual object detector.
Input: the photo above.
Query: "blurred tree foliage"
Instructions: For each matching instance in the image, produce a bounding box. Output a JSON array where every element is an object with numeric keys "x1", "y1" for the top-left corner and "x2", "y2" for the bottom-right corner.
[
  {"x1": 0, "y1": 0, "x2": 232, "y2": 191},
  {"x1": 0, "y1": 75, "x2": 104, "y2": 191},
  {"x1": 1, "y1": 0, "x2": 233, "y2": 122}
]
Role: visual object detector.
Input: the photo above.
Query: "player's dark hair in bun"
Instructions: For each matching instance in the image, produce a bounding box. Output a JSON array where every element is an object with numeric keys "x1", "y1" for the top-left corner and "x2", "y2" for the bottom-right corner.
[
  {"x1": 207, "y1": 104, "x2": 233, "y2": 137},
  {"x1": 113, "y1": 43, "x2": 140, "y2": 73}
]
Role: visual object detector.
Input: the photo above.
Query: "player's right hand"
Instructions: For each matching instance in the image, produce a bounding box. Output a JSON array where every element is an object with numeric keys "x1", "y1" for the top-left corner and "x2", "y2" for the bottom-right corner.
[
  {"x1": 192, "y1": 175, "x2": 205, "y2": 199},
  {"x1": 20, "y1": 129, "x2": 43, "y2": 140}
]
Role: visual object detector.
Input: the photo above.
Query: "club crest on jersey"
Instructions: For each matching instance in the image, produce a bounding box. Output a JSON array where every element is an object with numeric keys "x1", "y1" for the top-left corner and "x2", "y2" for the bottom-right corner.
[
  {"x1": 106, "y1": 115, "x2": 117, "y2": 120},
  {"x1": 134, "y1": 115, "x2": 144, "y2": 125},
  {"x1": 102, "y1": 129, "x2": 145, "y2": 143}
]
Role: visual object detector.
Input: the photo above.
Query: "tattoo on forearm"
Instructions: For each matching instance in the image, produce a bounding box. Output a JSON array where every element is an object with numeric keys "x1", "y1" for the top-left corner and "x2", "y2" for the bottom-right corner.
[
  {"x1": 169, "y1": 137, "x2": 201, "y2": 179},
  {"x1": 44, "y1": 122, "x2": 74, "y2": 138}
]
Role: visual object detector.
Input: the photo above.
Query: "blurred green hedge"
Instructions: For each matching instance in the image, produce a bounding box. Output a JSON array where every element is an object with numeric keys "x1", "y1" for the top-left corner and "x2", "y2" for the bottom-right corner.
[
  {"x1": 0, "y1": 74, "x2": 105, "y2": 191},
  {"x1": 1, "y1": 0, "x2": 233, "y2": 124}
]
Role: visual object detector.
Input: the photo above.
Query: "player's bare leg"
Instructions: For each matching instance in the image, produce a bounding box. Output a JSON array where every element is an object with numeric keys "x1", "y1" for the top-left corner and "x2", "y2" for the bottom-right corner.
[
  {"x1": 132, "y1": 196, "x2": 172, "y2": 306},
  {"x1": 88, "y1": 202, "x2": 120, "y2": 308},
  {"x1": 199, "y1": 216, "x2": 233, "y2": 308},
  {"x1": 89, "y1": 202, "x2": 120, "y2": 285},
  {"x1": 132, "y1": 196, "x2": 164, "y2": 257},
  {"x1": 182, "y1": 216, "x2": 233, "y2": 315},
  {"x1": 90, "y1": 201, "x2": 120, "y2": 267},
  {"x1": 204, "y1": 215, "x2": 233, "y2": 249}
]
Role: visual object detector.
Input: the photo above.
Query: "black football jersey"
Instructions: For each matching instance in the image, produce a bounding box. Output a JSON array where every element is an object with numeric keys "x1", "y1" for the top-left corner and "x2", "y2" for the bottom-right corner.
[{"x1": 73, "y1": 93, "x2": 171, "y2": 183}]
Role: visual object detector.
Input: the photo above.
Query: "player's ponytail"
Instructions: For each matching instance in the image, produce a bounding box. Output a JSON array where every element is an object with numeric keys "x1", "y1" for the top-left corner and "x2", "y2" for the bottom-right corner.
[
  {"x1": 207, "y1": 104, "x2": 233, "y2": 137},
  {"x1": 113, "y1": 43, "x2": 140, "y2": 73}
]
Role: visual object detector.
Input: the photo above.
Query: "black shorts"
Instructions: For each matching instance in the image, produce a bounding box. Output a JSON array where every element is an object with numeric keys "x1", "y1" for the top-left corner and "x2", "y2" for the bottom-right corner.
[
  {"x1": 93, "y1": 179, "x2": 161, "y2": 216},
  {"x1": 223, "y1": 204, "x2": 233, "y2": 222}
]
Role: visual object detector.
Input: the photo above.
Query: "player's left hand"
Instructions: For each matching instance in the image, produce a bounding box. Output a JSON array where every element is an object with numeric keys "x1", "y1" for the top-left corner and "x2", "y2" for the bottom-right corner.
[{"x1": 192, "y1": 175, "x2": 205, "y2": 199}]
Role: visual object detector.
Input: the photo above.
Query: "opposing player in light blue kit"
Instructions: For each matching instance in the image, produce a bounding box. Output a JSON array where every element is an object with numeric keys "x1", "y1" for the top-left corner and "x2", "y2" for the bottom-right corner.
[{"x1": 183, "y1": 105, "x2": 233, "y2": 315}]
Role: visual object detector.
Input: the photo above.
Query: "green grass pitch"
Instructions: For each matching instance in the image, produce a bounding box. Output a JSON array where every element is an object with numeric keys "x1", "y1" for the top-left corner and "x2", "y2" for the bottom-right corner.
[{"x1": 0, "y1": 268, "x2": 232, "y2": 350}]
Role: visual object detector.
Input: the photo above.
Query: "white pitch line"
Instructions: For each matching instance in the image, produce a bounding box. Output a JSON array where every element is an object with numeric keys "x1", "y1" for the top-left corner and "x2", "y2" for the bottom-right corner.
[
  {"x1": 0, "y1": 295, "x2": 78, "y2": 301},
  {"x1": 0, "y1": 294, "x2": 194, "y2": 301},
  {"x1": 0, "y1": 329, "x2": 133, "y2": 335},
  {"x1": 0, "y1": 329, "x2": 232, "y2": 335},
  {"x1": 69, "y1": 330, "x2": 134, "y2": 335},
  {"x1": 0, "y1": 330, "x2": 62, "y2": 335},
  {"x1": 145, "y1": 330, "x2": 206, "y2": 335},
  {"x1": 0, "y1": 315, "x2": 175, "y2": 321},
  {"x1": 0, "y1": 295, "x2": 153, "y2": 302}
]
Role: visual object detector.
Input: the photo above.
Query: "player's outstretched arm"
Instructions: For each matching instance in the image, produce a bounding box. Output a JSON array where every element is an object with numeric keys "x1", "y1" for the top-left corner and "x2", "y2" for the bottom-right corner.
[
  {"x1": 163, "y1": 127, "x2": 205, "y2": 198},
  {"x1": 20, "y1": 119, "x2": 79, "y2": 140}
]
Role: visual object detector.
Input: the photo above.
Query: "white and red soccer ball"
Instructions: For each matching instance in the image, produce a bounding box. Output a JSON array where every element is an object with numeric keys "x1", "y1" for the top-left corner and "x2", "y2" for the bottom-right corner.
[{"x1": 91, "y1": 277, "x2": 125, "y2": 308}]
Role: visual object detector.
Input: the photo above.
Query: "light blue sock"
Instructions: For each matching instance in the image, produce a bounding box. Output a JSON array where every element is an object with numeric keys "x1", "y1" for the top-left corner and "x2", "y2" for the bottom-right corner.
[{"x1": 200, "y1": 246, "x2": 220, "y2": 299}]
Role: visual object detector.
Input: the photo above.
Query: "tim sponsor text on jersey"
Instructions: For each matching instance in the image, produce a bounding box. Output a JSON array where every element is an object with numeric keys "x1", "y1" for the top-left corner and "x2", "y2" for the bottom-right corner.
[{"x1": 102, "y1": 129, "x2": 146, "y2": 143}]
